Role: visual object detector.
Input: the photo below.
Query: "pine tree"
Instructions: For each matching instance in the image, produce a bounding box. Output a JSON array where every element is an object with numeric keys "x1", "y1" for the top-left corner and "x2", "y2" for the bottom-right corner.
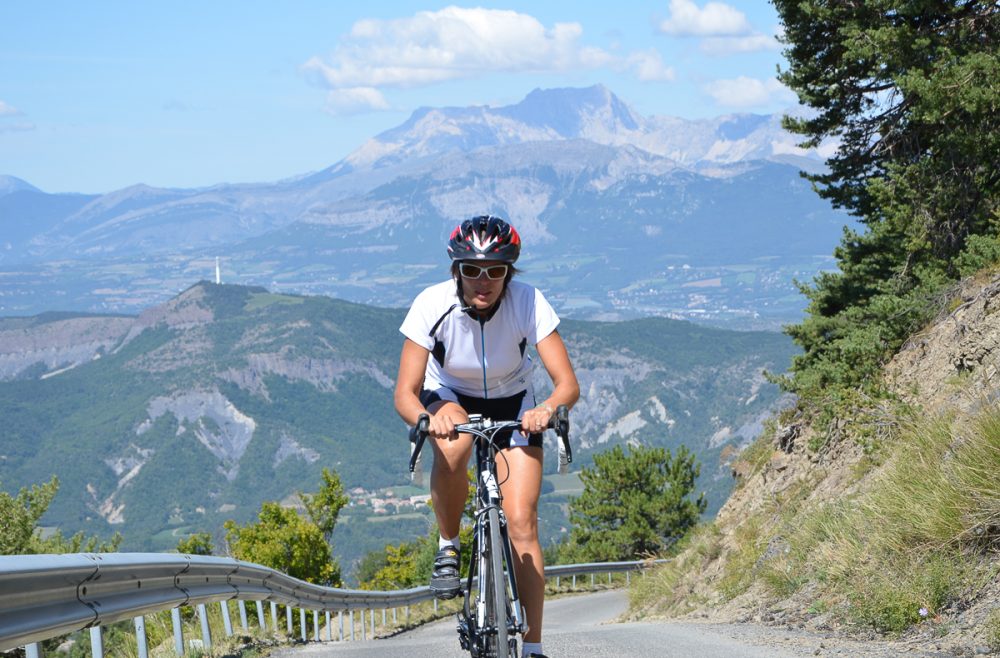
[
  {"x1": 564, "y1": 444, "x2": 705, "y2": 562},
  {"x1": 774, "y1": 0, "x2": 1000, "y2": 399}
]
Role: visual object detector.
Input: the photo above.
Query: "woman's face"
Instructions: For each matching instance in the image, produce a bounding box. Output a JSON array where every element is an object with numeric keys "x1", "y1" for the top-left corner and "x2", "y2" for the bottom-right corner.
[{"x1": 458, "y1": 260, "x2": 508, "y2": 310}]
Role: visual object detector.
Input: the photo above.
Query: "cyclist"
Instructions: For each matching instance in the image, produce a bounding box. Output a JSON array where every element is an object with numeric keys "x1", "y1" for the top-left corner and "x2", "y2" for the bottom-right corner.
[{"x1": 395, "y1": 215, "x2": 580, "y2": 658}]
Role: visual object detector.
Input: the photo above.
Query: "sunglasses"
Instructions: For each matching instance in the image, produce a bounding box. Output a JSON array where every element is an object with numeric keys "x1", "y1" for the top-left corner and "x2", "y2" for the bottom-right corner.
[{"x1": 459, "y1": 263, "x2": 509, "y2": 280}]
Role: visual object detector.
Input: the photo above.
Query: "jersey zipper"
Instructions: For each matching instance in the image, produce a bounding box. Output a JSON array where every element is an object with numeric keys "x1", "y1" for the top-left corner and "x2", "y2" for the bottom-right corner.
[{"x1": 478, "y1": 315, "x2": 488, "y2": 399}]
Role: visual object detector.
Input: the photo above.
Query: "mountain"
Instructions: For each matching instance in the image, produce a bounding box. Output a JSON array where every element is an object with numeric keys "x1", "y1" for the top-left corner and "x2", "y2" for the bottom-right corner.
[
  {"x1": 0, "y1": 86, "x2": 848, "y2": 328},
  {"x1": 0, "y1": 175, "x2": 40, "y2": 196},
  {"x1": 336, "y1": 85, "x2": 822, "y2": 173},
  {"x1": 0, "y1": 282, "x2": 795, "y2": 573}
]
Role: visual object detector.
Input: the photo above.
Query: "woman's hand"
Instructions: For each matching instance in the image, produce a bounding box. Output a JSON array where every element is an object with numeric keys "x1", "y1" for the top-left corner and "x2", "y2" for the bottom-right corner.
[
  {"x1": 428, "y1": 412, "x2": 460, "y2": 440},
  {"x1": 521, "y1": 404, "x2": 552, "y2": 435}
]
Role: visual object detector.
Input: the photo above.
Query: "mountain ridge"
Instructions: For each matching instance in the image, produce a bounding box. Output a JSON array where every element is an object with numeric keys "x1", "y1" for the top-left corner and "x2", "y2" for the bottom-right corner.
[
  {"x1": 0, "y1": 281, "x2": 796, "y2": 571},
  {"x1": 0, "y1": 85, "x2": 847, "y2": 329}
]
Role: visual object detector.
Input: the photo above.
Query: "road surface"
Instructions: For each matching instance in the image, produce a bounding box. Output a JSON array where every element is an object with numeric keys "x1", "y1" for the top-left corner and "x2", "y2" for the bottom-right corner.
[{"x1": 268, "y1": 590, "x2": 831, "y2": 657}]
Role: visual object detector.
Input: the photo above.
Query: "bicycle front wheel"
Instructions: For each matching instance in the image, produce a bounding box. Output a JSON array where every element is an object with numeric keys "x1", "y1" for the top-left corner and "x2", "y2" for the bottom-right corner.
[{"x1": 484, "y1": 507, "x2": 512, "y2": 657}]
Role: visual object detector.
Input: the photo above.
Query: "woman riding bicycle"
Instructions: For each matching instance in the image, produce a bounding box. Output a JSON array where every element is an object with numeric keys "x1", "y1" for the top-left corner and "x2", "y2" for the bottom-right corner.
[{"x1": 395, "y1": 215, "x2": 579, "y2": 658}]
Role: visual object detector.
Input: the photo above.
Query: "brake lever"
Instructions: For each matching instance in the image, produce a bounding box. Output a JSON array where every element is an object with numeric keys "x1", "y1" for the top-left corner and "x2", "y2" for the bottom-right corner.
[
  {"x1": 555, "y1": 404, "x2": 572, "y2": 464},
  {"x1": 408, "y1": 413, "x2": 430, "y2": 473}
]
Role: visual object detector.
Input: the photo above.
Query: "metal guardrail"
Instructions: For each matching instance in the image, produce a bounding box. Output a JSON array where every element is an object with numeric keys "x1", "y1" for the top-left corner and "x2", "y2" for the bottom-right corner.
[{"x1": 0, "y1": 552, "x2": 665, "y2": 655}]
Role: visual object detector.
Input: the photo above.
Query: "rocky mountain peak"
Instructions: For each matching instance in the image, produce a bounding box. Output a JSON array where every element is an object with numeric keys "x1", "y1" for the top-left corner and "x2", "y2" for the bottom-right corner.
[
  {"x1": 344, "y1": 85, "x2": 647, "y2": 171},
  {"x1": 498, "y1": 84, "x2": 645, "y2": 137}
]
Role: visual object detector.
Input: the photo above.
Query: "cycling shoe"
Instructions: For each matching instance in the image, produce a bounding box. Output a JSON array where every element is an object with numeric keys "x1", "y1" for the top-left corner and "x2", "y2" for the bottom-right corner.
[{"x1": 430, "y1": 546, "x2": 461, "y2": 599}]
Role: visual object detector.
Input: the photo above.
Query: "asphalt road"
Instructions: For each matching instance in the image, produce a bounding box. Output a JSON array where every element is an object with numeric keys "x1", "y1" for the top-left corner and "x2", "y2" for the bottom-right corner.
[{"x1": 268, "y1": 590, "x2": 825, "y2": 658}]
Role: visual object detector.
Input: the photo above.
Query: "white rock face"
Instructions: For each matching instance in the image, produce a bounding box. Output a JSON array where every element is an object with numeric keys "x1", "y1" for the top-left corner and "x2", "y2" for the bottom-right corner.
[{"x1": 145, "y1": 389, "x2": 256, "y2": 481}]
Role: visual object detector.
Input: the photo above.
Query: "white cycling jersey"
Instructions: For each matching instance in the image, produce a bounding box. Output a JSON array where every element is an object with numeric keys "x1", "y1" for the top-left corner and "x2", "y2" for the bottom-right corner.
[{"x1": 399, "y1": 279, "x2": 560, "y2": 399}]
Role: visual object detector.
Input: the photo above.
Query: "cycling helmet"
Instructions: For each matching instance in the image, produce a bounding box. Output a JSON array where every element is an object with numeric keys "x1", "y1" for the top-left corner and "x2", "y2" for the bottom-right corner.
[{"x1": 447, "y1": 215, "x2": 521, "y2": 263}]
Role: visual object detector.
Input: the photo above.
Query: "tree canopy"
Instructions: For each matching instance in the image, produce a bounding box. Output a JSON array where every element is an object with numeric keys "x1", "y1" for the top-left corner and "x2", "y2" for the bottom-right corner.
[
  {"x1": 774, "y1": 0, "x2": 1000, "y2": 400},
  {"x1": 224, "y1": 468, "x2": 348, "y2": 585},
  {"x1": 0, "y1": 476, "x2": 121, "y2": 555},
  {"x1": 563, "y1": 444, "x2": 705, "y2": 562}
]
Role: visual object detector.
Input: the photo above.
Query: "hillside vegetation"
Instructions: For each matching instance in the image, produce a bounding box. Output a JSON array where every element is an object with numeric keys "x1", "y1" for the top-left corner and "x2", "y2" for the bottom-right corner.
[
  {"x1": 0, "y1": 281, "x2": 794, "y2": 577},
  {"x1": 631, "y1": 1, "x2": 1000, "y2": 654}
]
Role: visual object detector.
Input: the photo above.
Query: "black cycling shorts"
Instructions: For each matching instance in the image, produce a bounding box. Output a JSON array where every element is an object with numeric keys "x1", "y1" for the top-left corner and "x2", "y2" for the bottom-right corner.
[{"x1": 419, "y1": 387, "x2": 543, "y2": 449}]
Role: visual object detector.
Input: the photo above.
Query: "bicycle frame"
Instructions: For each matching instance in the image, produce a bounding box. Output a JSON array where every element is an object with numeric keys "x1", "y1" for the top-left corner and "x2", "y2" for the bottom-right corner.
[
  {"x1": 459, "y1": 416, "x2": 525, "y2": 657},
  {"x1": 408, "y1": 406, "x2": 571, "y2": 658}
]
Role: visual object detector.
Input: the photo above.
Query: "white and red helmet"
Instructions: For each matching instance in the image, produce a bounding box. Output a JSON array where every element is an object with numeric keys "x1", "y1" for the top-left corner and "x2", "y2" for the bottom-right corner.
[{"x1": 447, "y1": 216, "x2": 521, "y2": 263}]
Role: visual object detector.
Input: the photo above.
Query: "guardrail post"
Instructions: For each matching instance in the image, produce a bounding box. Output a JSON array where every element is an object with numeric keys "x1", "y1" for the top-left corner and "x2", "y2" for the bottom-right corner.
[
  {"x1": 349, "y1": 610, "x2": 355, "y2": 641},
  {"x1": 556, "y1": 576, "x2": 560, "y2": 588},
  {"x1": 270, "y1": 602, "x2": 278, "y2": 632},
  {"x1": 608, "y1": 572, "x2": 612, "y2": 585},
  {"x1": 134, "y1": 616, "x2": 149, "y2": 658},
  {"x1": 256, "y1": 601, "x2": 266, "y2": 631},
  {"x1": 370, "y1": 608, "x2": 375, "y2": 638},
  {"x1": 361, "y1": 609, "x2": 367, "y2": 641},
  {"x1": 314, "y1": 610, "x2": 320, "y2": 641},
  {"x1": 591, "y1": 573, "x2": 595, "y2": 587},
  {"x1": 338, "y1": 610, "x2": 344, "y2": 641},
  {"x1": 90, "y1": 626, "x2": 104, "y2": 658},
  {"x1": 572, "y1": 574, "x2": 577, "y2": 589},
  {"x1": 25, "y1": 644, "x2": 40, "y2": 658},
  {"x1": 171, "y1": 608, "x2": 184, "y2": 656},
  {"x1": 220, "y1": 600, "x2": 233, "y2": 637},
  {"x1": 326, "y1": 611, "x2": 332, "y2": 641},
  {"x1": 238, "y1": 600, "x2": 249, "y2": 632},
  {"x1": 299, "y1": 608, "x2": 306, "y2": 641},
  {"x1": 626, "y1": 571, "x2": 631, "y2": 585},
  {"x1": 392, "y1": 607, "x2": 397, "y2": 624},
  {"x1": 406, "y1": 605, "x2": 410, "y2": 625},
  {"x1": 198, "y1": 603, "x2": 213, "y2": 650},
  {"x1": 286, "y1": 605, "x2": 293, "y2": 635}
]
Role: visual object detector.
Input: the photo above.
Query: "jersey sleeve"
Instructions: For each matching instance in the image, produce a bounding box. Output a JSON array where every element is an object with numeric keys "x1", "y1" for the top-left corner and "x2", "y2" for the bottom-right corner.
[
  {"x1": 527, "y1": 286, "x2": 560, "y2": 345},
  {"x1": 399, "y1": 289, "x2": 437, "y2": 351}
]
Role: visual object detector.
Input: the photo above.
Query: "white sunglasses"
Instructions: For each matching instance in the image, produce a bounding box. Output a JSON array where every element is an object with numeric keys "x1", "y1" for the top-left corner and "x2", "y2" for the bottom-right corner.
[{"x1": 459, "y1": 263, "x2": 509, "y2": 280}]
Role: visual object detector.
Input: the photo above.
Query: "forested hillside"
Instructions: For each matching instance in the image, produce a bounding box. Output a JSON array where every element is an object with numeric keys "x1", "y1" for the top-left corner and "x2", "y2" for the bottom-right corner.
[{"x1": 0, "y1": 281, "x2": 794, "y2": 573}]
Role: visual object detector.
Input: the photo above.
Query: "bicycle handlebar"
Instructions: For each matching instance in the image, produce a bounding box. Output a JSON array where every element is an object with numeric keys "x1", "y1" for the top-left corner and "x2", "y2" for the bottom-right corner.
[{"x1": 408, "y1": 404, "x2": 571, "y2": 473}]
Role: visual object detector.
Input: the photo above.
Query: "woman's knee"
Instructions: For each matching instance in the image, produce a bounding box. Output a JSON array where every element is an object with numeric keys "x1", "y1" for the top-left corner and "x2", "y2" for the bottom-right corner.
[
  {"x1": 432, "y1": 448, "x2": 471, "y2": 477},
  {"x1": 505, "y1": 505, "x2": 539, "y2": 544}
]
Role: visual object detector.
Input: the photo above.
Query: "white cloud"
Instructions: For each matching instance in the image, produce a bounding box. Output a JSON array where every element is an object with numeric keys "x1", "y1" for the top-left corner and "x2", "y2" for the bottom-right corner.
[
  {"x1": 323, "y1": 87, "x2": 391, "y2": 115},
  {"x1": 304, "y1": 7, "x2": 663, "y2": 96},
  {"x1": 626, "y1": 50, "x2": 676, "y2": 82},
  {"x1": 705, "y1": 76, "x2": 796, "y2": 108},
  {"x1": 700, "y1": 33, "x2": 781, "y2": 55},
  {"x1": 658, "y1": 0, "x2": 752, "y2": 37},
  {"x1": 0, "y1": 101, "x2": 20, "y2": 116}
]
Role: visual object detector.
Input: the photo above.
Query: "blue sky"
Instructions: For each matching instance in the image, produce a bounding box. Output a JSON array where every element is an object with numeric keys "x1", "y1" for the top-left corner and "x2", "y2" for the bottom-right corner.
[{"x1": 0, "y1": 1, "x2": 793, "y2": 194}]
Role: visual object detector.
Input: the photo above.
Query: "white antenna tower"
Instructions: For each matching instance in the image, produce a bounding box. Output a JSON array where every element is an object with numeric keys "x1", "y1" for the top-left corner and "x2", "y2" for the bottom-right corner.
[{"x1": 215, "y1": 257, "x2": 221, "y2": 285}]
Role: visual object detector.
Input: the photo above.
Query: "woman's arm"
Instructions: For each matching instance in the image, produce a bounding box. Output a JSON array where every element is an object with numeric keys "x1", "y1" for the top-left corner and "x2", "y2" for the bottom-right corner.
[
  {"x1": 394, "y1": 338, "x2": 431, "y2": 426},
  {"x1": 521, "y1": 329, "x2": 580, "y2": 432}
]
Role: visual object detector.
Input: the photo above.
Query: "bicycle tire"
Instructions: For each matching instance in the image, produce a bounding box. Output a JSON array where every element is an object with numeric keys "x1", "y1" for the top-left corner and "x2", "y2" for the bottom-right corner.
[{"x1": 485, "y1": 507, "x2": 511, "y2": 657}]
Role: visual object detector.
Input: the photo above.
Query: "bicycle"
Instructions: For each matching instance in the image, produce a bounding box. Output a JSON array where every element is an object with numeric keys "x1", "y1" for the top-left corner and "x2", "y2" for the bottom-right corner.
[{"x1": 409, "y1": 405, "x2": 572, "y2": 658}]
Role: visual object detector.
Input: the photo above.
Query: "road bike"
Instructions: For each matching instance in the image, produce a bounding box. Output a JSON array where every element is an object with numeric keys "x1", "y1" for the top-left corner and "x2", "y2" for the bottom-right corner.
[{"x1": 409, "y1": 405, "x2": 571, "y2": 658}]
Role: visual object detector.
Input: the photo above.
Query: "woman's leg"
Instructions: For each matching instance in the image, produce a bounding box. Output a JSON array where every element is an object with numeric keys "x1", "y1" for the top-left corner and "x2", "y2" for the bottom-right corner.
[
  {"x1": 497, "y1": 445, "x2": 545, "y2": 643},
  {"x1": 427, "y1": 401, "x2": 472, "y2": 539}
]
